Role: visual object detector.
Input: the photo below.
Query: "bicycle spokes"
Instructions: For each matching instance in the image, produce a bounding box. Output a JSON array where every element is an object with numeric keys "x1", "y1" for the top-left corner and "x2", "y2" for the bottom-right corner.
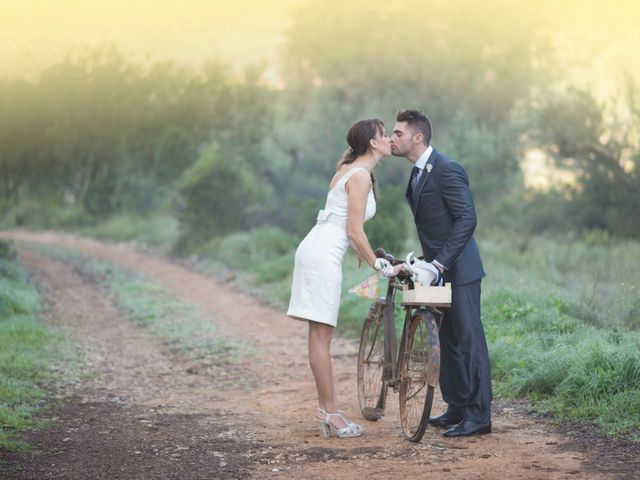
[
  {"x1": 357, "y1": 304, "x2": 388, "y2": 420},
  {"x1": 399, "y1": 310, "x2": 439, "y2": 442}
]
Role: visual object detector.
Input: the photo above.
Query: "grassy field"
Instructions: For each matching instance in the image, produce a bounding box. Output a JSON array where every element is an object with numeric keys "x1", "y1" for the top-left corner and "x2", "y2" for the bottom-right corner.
[{"x1": 0, "y1": 241, "x2": 72, "y2": 452}]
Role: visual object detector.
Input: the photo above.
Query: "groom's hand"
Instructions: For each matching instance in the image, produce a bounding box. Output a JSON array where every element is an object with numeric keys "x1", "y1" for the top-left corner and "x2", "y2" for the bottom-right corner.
[
  {"x1": 429, "y1": 262, "x2": 444, "y2": 286},
  {"x1": 431, "y1": 259, "x2": 446, "y2": 273}
]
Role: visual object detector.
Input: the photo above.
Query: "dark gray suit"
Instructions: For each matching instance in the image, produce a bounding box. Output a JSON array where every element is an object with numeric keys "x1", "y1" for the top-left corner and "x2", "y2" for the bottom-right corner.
[{"x1": 406, "y1": 147, "x2": 492, "y2": 424}]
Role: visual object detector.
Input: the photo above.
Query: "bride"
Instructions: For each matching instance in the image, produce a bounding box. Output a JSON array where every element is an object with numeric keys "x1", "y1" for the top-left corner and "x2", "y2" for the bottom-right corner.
[{"x1": 287, "y1": 118, "x2": 401, "y2": 438}]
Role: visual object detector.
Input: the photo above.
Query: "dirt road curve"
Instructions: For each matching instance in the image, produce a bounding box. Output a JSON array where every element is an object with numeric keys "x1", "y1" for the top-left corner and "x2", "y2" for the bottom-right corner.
[{"x1": 0, "y1": 231, "x2": 631, "y2": 479}]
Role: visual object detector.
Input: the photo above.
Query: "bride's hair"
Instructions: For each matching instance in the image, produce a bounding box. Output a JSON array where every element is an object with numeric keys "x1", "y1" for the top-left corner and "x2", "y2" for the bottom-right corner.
[{"x1": 336, "y1": 118, "x2": 383, "y2": 199}]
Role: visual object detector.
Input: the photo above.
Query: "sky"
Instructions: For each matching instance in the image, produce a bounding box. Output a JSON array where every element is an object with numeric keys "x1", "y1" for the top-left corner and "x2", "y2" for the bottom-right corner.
[
  {"x1": 1, "y1": 0, "x2": 639, "y2": 93},
  {"x1": 540, "y1": 1, "x2": 640, "y2": 97},
  {"x1": 0, "y1": 0, "x2": 301, "y2": 79}
]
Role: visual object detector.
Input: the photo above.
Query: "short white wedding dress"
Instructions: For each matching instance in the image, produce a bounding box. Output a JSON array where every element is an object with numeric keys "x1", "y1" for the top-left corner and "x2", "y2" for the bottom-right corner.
[{"x1": 287, "y1": 167, "x2": 376, "y2": 327}]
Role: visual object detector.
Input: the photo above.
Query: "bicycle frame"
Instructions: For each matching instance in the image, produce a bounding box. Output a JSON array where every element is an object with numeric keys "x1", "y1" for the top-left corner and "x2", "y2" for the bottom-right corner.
[
  {"x1": 381, "y1": 277, "x2": 443, "y2": 392},
  {"x1": 381, "y1": 279, "x2": 409, "y2": 391}
]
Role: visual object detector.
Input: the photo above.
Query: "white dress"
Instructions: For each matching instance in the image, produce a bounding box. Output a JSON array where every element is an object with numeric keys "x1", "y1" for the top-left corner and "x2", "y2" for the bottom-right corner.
[{"x1": 287, "y1": 167, "x2": 376, "y2": 327}]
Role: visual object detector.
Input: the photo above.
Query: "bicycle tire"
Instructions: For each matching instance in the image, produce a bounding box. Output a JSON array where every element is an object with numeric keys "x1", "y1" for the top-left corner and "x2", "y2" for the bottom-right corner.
[
  {"x1": 398, "y1": 309, "x2": 440, "y2": 442},
  {"x1": 357, "y1": 301, "x2": 388, "y2": 421}
]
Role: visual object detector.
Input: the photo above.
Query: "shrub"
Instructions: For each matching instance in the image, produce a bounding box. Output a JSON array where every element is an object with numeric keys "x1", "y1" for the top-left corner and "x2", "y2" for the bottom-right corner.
[
  {"x1": 0, "y1": 239, "x2": 14, "y2": 259},
  {"x1": 175, "y1": 143, "x2": 267, "y2": 252},
  {"x1": 83, "y1": 213, "x2": 179, "y2": 250}
]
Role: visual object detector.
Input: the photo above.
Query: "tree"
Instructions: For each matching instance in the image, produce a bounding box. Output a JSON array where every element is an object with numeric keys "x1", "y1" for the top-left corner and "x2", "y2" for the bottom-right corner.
[
  {"x1": 0, "y1": 47, "x2": 274, "y2": 225},
  {"x1": 535, "y1": 83, "x2": 640, "y2": 236}
]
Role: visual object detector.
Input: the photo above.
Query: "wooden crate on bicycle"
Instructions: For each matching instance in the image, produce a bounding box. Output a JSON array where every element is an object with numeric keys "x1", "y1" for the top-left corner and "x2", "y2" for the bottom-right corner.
[{"x1": 401, "y1": 282, "x2": 452, "y2": 307}]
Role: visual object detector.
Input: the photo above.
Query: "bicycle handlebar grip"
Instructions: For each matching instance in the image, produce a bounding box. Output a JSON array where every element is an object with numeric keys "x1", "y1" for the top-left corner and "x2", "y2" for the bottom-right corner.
[{"x1": 374, "y1": 247, "x2": 397, "y2": 264}]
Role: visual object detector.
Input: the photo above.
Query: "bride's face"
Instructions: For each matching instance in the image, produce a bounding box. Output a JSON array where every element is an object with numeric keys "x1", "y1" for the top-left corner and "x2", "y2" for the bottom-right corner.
[{"x1": 372, "y1": 129, "x2": 392, "y2": 156}]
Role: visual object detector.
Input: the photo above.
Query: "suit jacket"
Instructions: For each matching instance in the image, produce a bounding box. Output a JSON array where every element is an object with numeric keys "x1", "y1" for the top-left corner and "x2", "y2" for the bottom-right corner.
[{"x1": 406, "y1": 148, "x2": 485, "y2": 286}]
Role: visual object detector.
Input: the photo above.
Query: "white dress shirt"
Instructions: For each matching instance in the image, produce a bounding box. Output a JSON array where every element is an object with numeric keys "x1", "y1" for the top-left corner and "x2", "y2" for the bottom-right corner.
[{"x1": 413, "y1": 145, "x2": 433, "y2": 183}]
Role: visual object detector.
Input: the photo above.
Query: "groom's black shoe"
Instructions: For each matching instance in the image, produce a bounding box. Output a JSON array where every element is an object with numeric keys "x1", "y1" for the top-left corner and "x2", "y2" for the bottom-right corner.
[
  {"x1": 443, "y1": 420, "x2": 492, "y2": 437},
  {"x1": 428, "y1": 411, "x2": 464, "y2": 428}
]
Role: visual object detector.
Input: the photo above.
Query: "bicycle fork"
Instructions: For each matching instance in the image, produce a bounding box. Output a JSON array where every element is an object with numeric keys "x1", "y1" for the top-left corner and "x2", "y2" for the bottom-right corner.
[{"x1": 382, "y1": 283, "x2": 415, "y2": 393}]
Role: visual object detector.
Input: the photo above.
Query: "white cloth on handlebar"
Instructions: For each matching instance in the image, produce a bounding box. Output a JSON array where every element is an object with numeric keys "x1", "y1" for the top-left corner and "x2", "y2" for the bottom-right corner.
[{"x1": 404, "y1": 252, "x2": 441, "y2": 286}]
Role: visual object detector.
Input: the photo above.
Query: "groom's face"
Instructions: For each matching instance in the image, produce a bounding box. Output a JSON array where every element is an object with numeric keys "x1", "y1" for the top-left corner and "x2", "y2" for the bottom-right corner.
[{"x1": 390, "y1": 121, "x2": 419, "y2": 158}]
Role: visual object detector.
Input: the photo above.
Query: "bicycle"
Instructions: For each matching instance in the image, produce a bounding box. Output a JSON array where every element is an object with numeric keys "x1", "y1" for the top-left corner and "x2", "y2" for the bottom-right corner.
[{"x1": 357, "y1": 249, "x2": 450, "y2": 442}]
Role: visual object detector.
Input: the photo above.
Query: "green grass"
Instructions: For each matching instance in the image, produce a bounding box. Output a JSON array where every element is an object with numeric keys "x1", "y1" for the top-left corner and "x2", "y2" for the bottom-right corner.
[
  {"x1": 483, "y1": 289, "x2": 640, "y2": 437},
  {"x1": 0, "y1": 244, "x2": 72, "y2": 452},
  {"x1": 481, "y1": 233, "x2": 640, "y2": 331},
  {"x1": 80, "y1": 213, "x2": 180, "y2": 251},
  {"x1": 0, "y1": 200, "x2": 91, "y2": 230},
  {"x1": 110, "y1": 276, "x2": 240, "y2": 359},
  {"x1": 190, "y1": 227, "x2": 298, "y2": 310},
  {"x1": 26, "y1": 243, "x2": 246, "y2": 362}
]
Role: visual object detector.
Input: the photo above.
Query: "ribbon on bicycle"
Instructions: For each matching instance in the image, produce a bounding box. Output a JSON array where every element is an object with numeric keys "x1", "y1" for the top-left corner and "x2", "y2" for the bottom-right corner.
[{"x1": 347, "y1": 273, "x2": 380, "y2": 299}]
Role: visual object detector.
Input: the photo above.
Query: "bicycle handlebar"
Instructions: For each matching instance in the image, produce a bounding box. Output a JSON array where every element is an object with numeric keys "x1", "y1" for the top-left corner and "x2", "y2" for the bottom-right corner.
[
  {"x1": 375, "y1": 248, "x2": 415, "y2": 282},
  {"x1": 375, "y1": 248, "x2": 426, "y2": 264},
  {"x1": 374, "y1": 247, "x2": 399, "y2": 265}
]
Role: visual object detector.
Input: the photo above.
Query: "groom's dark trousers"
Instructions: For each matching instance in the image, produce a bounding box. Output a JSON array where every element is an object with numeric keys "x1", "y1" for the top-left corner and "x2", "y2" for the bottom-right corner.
[{"x1": 406, "y1": 147, "x2": 492, "y2": 424}]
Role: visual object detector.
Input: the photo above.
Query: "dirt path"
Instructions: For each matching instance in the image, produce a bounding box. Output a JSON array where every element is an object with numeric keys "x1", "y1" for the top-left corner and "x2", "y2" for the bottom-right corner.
[{"x1": 0, "y1": 231, "x2": 632, "y2": 479}]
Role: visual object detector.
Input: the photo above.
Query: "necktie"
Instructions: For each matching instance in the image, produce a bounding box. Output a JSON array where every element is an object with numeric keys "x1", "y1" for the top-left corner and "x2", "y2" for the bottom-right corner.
[{"x1": 410, "y1": 165, "x2": 421, "y2": 192}]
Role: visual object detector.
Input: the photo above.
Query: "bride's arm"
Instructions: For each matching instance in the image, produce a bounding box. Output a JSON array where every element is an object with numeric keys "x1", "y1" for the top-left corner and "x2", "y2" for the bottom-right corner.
[{"x1": 345, "y1": 172, "x2": 377, "y2": 269}]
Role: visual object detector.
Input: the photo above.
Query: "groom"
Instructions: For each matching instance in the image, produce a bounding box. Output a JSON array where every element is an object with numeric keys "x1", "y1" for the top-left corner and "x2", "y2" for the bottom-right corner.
[{"x1": 390, "y1": 109, "x2": 492, "y2": 437}]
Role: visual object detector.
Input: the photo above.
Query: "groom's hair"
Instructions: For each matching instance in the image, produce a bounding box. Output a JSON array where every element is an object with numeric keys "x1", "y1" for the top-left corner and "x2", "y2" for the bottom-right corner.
[{"x1": 396, "y1": 109, "x2": 432, "y2": 145}]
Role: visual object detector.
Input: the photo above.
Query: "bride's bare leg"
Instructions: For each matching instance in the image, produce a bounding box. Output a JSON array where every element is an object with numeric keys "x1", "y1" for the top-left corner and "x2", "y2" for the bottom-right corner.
[
  {"x1": 308, "y1": 321, "x2": 348, "y2": 427},
  {"x1": 308, "y1": 321, "x2": 337, "y2": 410},
  {"x1": 307, "y1": 321, "x2": 363, "y2": 435}
]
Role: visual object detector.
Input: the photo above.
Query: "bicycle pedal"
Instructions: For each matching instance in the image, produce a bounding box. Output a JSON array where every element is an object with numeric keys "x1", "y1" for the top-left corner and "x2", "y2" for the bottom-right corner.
[{"x1": 362, "y1": 407, "x2": 383, "y2": 420}]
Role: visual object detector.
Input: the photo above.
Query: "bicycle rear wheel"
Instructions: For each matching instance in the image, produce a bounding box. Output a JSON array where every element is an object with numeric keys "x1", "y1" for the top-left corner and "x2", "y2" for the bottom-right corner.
[
  {"x1": 357, "y1": 301, "x2": 388, "y2": 421},
  {"x1": 398, "y1": 309, "x2": 440, "y2": 442}
]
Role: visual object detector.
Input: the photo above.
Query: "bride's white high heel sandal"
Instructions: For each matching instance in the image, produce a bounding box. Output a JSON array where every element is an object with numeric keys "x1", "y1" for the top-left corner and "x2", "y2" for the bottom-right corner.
[
  {"x1": 336, "y1": 410, "x2": 364, "y2": 433},
  {"x1": 318, "y1": 409, "x2": 362, "y2": 438}
]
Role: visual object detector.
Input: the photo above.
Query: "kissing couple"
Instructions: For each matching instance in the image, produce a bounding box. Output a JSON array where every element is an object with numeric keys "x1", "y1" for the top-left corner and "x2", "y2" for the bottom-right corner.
[{"x1": 287, "y1": 109, "x2": 492, "y2": 439}]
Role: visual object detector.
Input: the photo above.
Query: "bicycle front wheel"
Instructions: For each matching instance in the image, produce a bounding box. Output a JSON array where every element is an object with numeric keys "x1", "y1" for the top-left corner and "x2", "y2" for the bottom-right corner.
[
  {"x1": 398, "y1": 309, "x2": 440, "y2": 442},
  {"x1": 357, "y1": 301, "x2": 388, "y2": 421}
]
